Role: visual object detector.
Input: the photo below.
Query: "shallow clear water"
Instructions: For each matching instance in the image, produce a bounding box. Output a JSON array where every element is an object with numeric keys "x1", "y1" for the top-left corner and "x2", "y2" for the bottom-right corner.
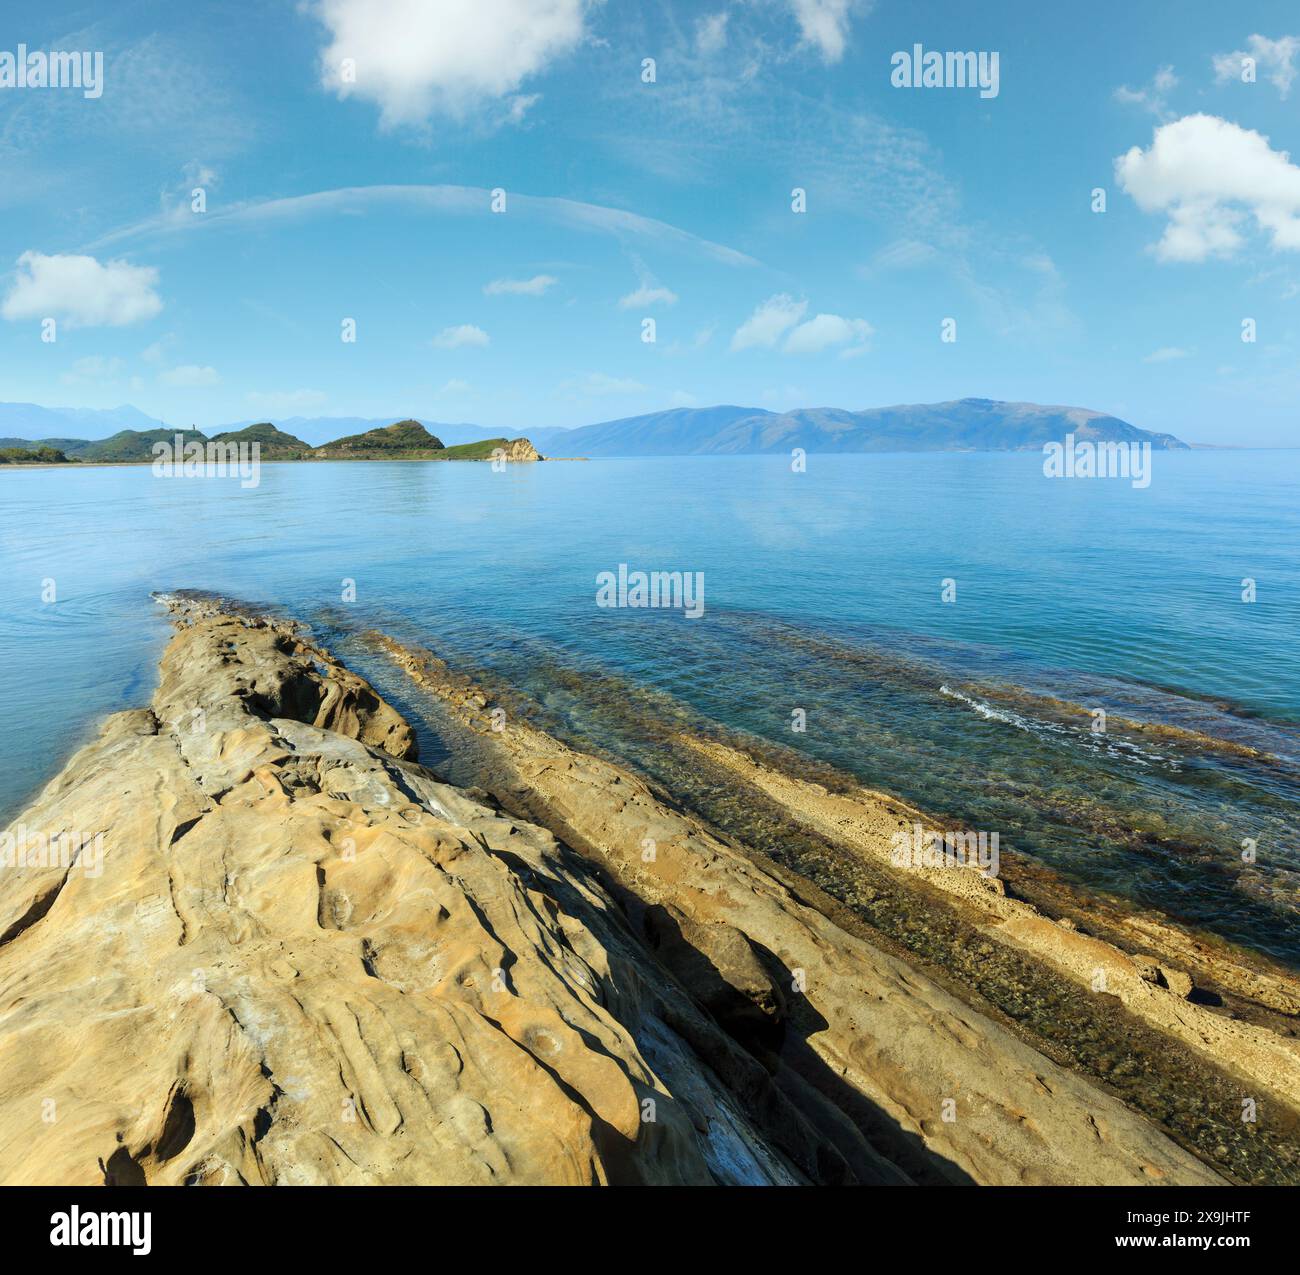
[{"x1": 2, "y1": 452, "x2": 1297, "y2": 962}]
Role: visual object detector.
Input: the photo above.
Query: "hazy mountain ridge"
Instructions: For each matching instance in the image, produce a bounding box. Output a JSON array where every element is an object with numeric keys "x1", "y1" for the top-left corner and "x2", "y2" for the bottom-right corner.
[
  {"x1": 540, "y1": 399, "x2": 1188, "y2": 456},
  {"x1": 0, "y1": 403, "x2": 166, "y2": 439}
]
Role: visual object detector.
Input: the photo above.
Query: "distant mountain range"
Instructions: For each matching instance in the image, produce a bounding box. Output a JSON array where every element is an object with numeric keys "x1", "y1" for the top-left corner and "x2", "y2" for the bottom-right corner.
[
  {"x1": 0, "y1": 402, "x2": 166, "y2": 441},
  {"x1": 0, "y1": 398, "x2": 1189, "y2": 461},
  {"x1": 536, "y1": 400, "x2": 1189, "y2": 456}
]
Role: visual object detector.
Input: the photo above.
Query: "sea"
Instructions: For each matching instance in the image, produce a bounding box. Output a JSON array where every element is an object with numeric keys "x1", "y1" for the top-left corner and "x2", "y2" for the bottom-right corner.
[{"x1": 2, "y1": 450, "x2": 1297, "y2": 964}]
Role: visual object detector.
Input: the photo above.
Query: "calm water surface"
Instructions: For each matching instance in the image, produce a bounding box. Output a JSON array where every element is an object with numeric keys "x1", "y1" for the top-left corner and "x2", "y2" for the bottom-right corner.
[{"x1": 1, "y1": 452, "x2": 1297, "y2": 962}]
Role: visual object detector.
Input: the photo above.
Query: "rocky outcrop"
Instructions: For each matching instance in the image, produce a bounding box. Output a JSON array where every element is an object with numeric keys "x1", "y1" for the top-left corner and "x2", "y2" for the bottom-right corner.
[
  {"x1": 0, "y1": 598, "x2": 1235, "y2": 1186},
  {"x1": 501, "y1": 437, "x2": 542, "y2": 462},
  {"x1": 680, "y1": 736, "x2": 1300, "y2": 1109},
  {"x1": 371, "y1": 634, "x2": 1227, "y2": 1186},
  {"x1": 0, "y1": 603, "x2": 827, "y2": 1185}
]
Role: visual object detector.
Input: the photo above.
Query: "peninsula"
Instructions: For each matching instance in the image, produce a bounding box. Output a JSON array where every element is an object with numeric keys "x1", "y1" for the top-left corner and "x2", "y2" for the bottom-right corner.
[{"x1": 0, "y1": 419, "x2": 544, "y2": 465}]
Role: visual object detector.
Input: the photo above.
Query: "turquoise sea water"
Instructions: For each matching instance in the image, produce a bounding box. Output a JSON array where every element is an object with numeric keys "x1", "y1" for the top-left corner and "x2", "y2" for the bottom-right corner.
[{"x1": 2, "y1": 452, "x2": 1297, "y2": 963}]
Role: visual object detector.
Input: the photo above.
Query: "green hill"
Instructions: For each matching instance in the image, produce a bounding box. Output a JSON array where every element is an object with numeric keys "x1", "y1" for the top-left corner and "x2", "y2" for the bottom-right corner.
[
  {"x1": 0, "y1": 445, "x2": 70, "y2": 464},
  {"x1": 76, "y1": 428, "x2": 210, "y2": 462},
  {"x1": 0, "y1": 436, "x2": 96, "y2": 455},
  {"x1": 439, "y1": 437, "x2": 507, "y2": 459},
  {"x1": 437, "y1": 437, "x2": 543, "y2": 461},
  {"x1": 315, "y1": 419, "x2": 445, "y2": 457},
  {"x1": 210, "y1": 422, "x2": 311, "y2": 459}
]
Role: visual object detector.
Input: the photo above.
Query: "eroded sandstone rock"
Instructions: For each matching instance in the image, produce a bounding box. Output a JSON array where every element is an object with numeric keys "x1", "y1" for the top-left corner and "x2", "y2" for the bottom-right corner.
[
  {"x1": 372, "y1": 632, "x2": 1229, "y2": 1186},
  {"x1": 0, "y1": 603, "x2": 819, "y2": 1185}
]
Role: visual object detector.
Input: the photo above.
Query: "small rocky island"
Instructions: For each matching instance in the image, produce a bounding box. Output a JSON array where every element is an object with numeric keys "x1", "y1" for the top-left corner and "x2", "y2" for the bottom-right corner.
[{"x1": 2, "y1": 595, "x2": 1296, "y2": 1185}]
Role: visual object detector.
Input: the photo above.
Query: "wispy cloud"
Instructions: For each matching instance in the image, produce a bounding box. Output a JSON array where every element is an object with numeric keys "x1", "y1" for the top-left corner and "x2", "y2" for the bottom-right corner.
[
  {"x1": 432, "y1": 324, "x2": 490, "y2": 350},
  {"x1": 61, "y1": 355, "x2": 126, "y2": 385},
  {"x1": 1114, "y1": 65, "x2": 1179, "y2": 119},
  {"x1": 788, "y1": 0, "x2": 867, "y2": 63},
  {"x1": 484, "y1": 274, "x2": 558, "y2": 296},
  {"x1": 695, "y1": 12, "x2": 729, "y2": 56},
  {"x1": 159, "y1": 364, "x2": 220, "y2": 387},
  {"x1": 618, "y1": 284, "x2": 678, "y2": 309},
  {"x1": 246, "y1": 389, "x2": 327, "y2": 414},
  {"x1": 560, "y1": 371, "x2": 646, "y2": 396},
  {"x1": 1213, "y1": 34, "x2": 1300, "y2": 97},
  {"x1": 85, "y1": 185, "x2": 761, "y2": 268}
]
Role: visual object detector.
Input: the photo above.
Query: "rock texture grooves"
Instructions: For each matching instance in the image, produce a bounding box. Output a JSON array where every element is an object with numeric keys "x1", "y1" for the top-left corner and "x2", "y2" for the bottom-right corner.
[
  {"x1": 0, "y1": 598, "x2": 1222, "y2": 1185},
  {"x1": 372, "y1": 633, "x2": 1225, "y2": 1186}
]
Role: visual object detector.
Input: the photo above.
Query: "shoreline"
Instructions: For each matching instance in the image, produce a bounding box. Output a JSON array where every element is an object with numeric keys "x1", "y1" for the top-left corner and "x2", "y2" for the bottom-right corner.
[
  {"x1": 0, "y1": 455, "x2": 582, "y2": 471},
  {"x1": 0, "y1": 592, "x2": 1295, "y2": 1185},
  {"x1": 363, "y1": 624, "x2": 1300, "y2": 1180}
]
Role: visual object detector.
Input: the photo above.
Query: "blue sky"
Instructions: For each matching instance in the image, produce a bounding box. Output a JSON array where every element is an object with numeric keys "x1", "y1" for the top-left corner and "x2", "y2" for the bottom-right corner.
[{"x1": 1, "y1": 0, "x2": 1299, "y2": 443}]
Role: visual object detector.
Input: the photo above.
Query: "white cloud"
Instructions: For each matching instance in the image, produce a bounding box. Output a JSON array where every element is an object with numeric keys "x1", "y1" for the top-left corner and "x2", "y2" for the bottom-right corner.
[
  {"x1": 1115, "y1": 114, "x2": 1300, "y2": 261},
  {"x1": 618, "y1": 284, "x2": 678, "y2": 309},
  {"x1": 731, "y1": 293, "x2": 807, "y2": 351},
  {"x1": 314, "y1": 0, "x2": 596, "y2": 127},
  {"x1": 790, "y1": 0, "x2": 864, "y2": 63},
  {"x1": 1143, "y1": 346, "x2": 1190, "y2": 363},
  {"x1": 440, "y1": 378, "x2": 473, "y2": 394},
  {"x1": 732, "y1": 295, "x2": 872, "y2": 355},
  {"x1": 783, "y1": 313, "x2": 873, "y2": 354},
  {"x1": 1114, "y1": 65, "x2": 1178, "y2": 118},
  {"x1": 696, "y1": 12, "x2": 729, "y2": 55},
  {"x1": 432, "y1": 323, "x2": 490, "y2": 349},
  {"x1": 1213, "y1": 34, "x2": 1300, "y2": 97},
  {"x1": 484, "y1": 274, "x2": 557, "y2": 296},
  {"x1": 2, "y1": 252, "x2": 162, "y2": 327},
  {"x1": 561, "y1": 371, "x2": 646, "y2": 395},
  {"x1": 246, "y1": 389, "x2": 327, "y2": 413},
  {"x1": 160, "y1": 364, "x2": 220, "y2": 387}
]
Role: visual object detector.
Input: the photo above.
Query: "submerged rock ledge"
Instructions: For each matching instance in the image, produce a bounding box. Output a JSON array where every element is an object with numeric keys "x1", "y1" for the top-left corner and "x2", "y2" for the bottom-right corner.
[{"x1": 0, "y1": 597, "x2": 1229, "y2": 1185}]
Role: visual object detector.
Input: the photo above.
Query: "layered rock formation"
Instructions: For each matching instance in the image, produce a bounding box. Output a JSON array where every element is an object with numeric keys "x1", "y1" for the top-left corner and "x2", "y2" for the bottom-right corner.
[
  {"x1": 500, "y1": 437, "x2": 542, "y2": 462},
  {"x1": 0, "y1": 599, "x2": 1241, "y2": 1185}
]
